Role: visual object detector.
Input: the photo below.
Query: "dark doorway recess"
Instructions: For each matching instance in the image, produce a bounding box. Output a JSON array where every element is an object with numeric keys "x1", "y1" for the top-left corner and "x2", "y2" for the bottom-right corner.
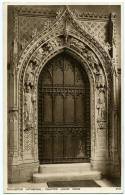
[{"x1": 38, "y1": 52, "x2": 90, "y2": 164}]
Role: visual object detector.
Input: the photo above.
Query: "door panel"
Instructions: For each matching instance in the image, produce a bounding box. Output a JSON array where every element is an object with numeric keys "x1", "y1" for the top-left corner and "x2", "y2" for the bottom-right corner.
[
  {"x1": 38, "y1": 53, "x2": 90, "y2": 164},
  {"x1": 65, "y1": 95, "x2": 74, "y2": 123},
  {"x1": 43, "y1": 95, "x2": 52, "y2": 123},
  {"x1": 40, "y1": 134, "x2": 53, "y2": 163},
  {"x1": 53, "y1": 134, "x2": 64, "y2": 161},
  {"x1": 54, "y1": 95, "x2": 63, "y2": 123},
  {"x1": 76, "y1": 95, "x2": 84, "y2": 123}
]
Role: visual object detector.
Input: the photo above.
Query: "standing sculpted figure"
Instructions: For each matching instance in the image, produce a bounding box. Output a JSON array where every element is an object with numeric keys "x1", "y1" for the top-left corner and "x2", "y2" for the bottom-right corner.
[
  {"x1": 24, "y1": 86, "x2": 35, "y2": 130},
  {"x1": 96, "y1": 89, "x2": 106, "y2": 120},
  {"x1": 26, "y1": 61, "x2": 34, "y2": 88}
]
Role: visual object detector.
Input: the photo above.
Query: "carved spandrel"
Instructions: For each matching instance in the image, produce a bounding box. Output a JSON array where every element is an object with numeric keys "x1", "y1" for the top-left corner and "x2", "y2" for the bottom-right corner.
[
  {"x1": 69, "y1": 37, "x2": 101, "y2": 73},
  {"x1": 18, "y1": 15, "x2": 51, "y2": 52}
]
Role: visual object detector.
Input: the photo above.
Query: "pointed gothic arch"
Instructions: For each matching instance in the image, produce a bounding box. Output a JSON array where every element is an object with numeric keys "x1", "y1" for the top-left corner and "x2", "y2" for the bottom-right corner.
[{"x1": 18, "y1": 34, "x2": 111, "y2": 167}]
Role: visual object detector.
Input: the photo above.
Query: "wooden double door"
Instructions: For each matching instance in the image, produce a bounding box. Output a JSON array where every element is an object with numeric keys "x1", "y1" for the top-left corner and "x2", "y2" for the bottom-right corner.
[{"x1": 38, "y1": 53, "x2": 90, "y2": 164}]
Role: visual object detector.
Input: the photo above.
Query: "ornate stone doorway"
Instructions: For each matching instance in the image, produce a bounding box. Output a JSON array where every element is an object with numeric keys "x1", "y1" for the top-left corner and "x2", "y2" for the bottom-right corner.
[
  {"x1": 38, "y1": 53, "x2": 90, "y2": 164},
  {"x1": 8, "y1": 6, "x2": 121, "y2": 183}
]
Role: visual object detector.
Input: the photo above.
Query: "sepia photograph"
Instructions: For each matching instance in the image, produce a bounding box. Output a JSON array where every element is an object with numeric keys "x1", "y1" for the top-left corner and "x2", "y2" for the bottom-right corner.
[{"x1": 4, "y1": 2, "x2": 122, "y2": 193}]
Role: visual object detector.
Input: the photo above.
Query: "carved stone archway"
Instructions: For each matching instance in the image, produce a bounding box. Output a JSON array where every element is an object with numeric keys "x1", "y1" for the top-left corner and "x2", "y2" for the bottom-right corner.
[{"x1": 9, "y1": 7, "x2": 114, "y2": 182}]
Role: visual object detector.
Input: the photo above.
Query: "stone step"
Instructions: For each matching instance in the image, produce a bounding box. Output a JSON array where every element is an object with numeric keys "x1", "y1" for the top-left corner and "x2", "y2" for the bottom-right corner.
[
  {"x1": 33, "y1": 171, "x2": 102, "y2": 183},
  {"x1": 39, "y1": 163, "x2": 91, "y2": 173}
]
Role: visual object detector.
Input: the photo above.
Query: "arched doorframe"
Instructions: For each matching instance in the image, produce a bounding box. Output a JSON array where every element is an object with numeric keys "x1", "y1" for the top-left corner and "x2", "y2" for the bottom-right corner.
[
  {"x1": 10, "y1": 13, "x2": 113, "y2": 181},
  {"x1": 33, "y1": 46, "x2": 108, "y2": 169},
  {"x1": 18, "y1": 32, "x2": 112, "y2": 173}
]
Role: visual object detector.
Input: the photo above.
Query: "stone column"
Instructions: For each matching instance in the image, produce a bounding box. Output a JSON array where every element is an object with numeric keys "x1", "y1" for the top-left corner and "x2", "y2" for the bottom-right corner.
[
  {"x1": 111, "y1": 66, "x2": 121, "y2": 178},
  {"x1": 91, "y1": 66, "x2": 109, "y2": 174},
  {"x1": 7, "y1": 19, "x2": 21, "y2": 179},
  {"x1": 110, "y1": 13, "x2": 121, "y2": 178},
  {"x1": 8, "y1": 67, "x2": 22, "y2": 182},
  {"x1": 91, "y1": 85, "x2": 108, "y2": 174}
]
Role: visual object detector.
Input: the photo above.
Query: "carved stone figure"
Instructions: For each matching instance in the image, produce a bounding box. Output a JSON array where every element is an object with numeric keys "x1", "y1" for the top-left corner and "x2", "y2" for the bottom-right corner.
[
  {"x1": 24, "y1": 86, "x2": 35, "y2": 130},
  {"x1": 96, "y1": 89, "x2": 106, "y2": 120},
  {"x1": 25, "y1": 61, "x2": 34, "y2": 88}
]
